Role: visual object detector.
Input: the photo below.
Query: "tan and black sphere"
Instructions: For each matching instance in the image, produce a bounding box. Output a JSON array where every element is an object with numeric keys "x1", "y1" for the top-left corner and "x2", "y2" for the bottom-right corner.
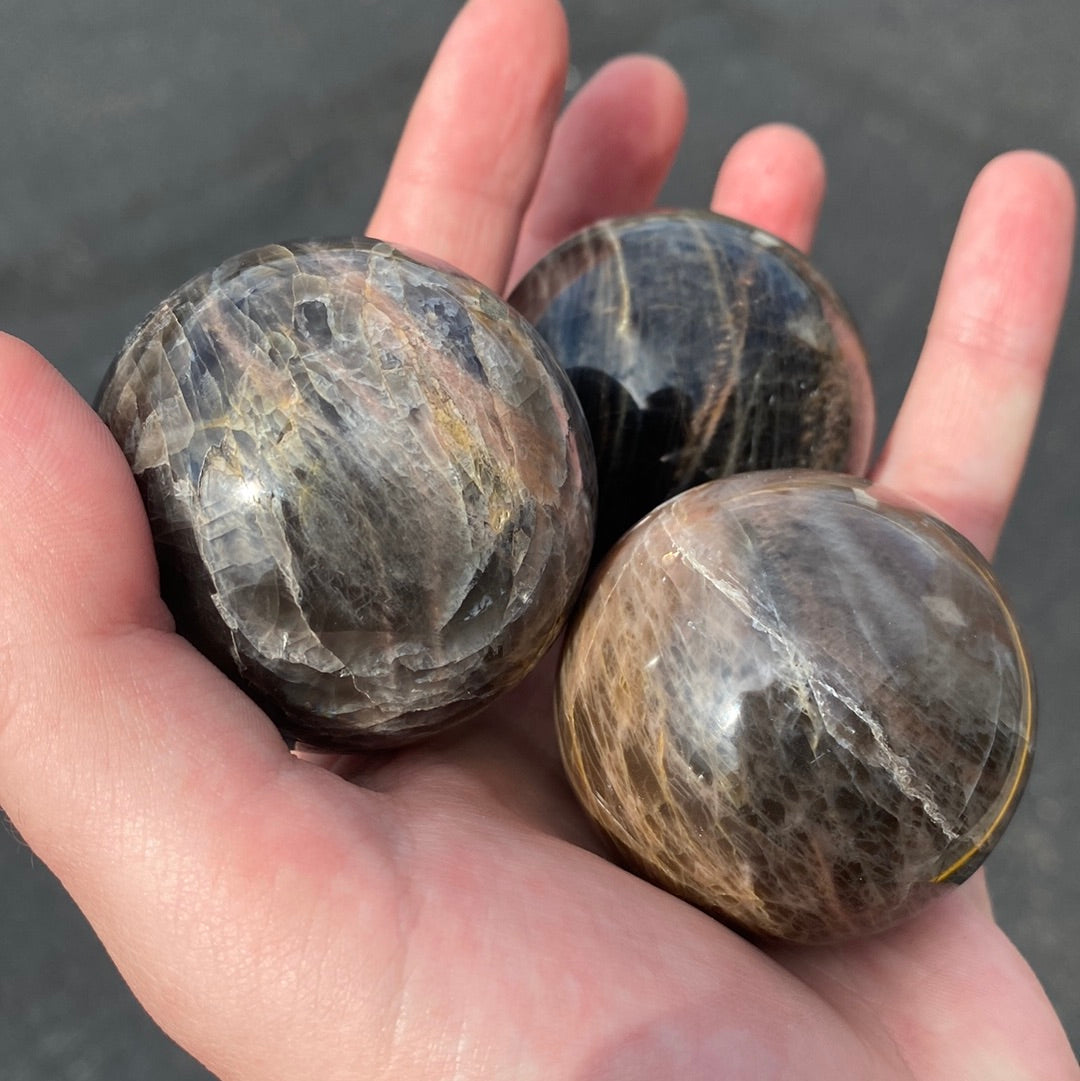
[{"x1": 556, "y1": 471, "x2": 1034, "y2": 943}]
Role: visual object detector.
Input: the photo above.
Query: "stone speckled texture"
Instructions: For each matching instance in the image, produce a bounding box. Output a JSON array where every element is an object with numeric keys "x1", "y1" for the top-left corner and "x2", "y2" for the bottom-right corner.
[
  {"x1": 511, "y1": 211, "x2": 875, "y2": 553},
  {"x1": 557, "y1": 471, "x2": 1034, "y2": 943},
  {"x1": 98, "y1": 238, "x2": 596, "y2": 749}
]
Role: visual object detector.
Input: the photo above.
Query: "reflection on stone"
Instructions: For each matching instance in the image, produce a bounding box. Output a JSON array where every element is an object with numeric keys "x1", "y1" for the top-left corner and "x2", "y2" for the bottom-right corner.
[
  {"x1": 557, "y1": 471, "x2": 1034, "y2": 943},
  {"x1": 98, "y1": 239, "x2": 596, "y2": 749},
  {"x1": 511, "y1": 211, "x2": 875, "y2": 555}
]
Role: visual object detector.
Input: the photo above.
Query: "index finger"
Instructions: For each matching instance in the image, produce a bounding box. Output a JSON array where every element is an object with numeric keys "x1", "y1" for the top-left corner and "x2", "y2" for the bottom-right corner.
[{"x1": 367, "y1": 0, "x2": 568, "y2": 290}]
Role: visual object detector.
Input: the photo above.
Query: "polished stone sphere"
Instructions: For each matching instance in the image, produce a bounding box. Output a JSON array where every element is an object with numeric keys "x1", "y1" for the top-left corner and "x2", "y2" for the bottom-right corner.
[
  {"x1": 98, "y1": 238, "x2": 596, "y2": 749},
  {"x1": 511, "y1": 211, "x2": 875, "y2": 554},
  {"x1": 556, "y1": 471, "x2": 1034, "y2": 943}
]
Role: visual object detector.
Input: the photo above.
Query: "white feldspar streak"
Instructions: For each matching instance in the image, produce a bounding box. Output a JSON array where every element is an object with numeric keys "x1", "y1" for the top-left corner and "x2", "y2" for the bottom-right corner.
[{"x1": 675, "y1": 540, "x2": 959, "y2": 840}]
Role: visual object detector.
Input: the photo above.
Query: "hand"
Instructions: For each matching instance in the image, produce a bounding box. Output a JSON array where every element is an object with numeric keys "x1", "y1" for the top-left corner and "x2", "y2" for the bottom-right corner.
[{"x1": 0, "y1": 0, "x2": 1075, "y2": 1077}]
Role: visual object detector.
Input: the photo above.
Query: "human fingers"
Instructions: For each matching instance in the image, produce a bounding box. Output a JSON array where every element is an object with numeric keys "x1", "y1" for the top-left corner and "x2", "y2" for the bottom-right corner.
[
  {"x1": 507, "y1": 54, "x2": 687, "y2": 285},
  {"x1": 0, "y1": 335, "x2": 167, "y2": 638},
  {"x1": 367, "y1": 0, "x2": 568, "y2": 290},
  {"x1": 711, "y1": 123, "x2": 827, "y2": 252},
  {"x1": 872, "y1": 151, "x2": 1075, "y2": 557},
  {"x1": 511, "y1": 117, "x2": 826, "y2": 290},
  {"x1": 0, "y1": 340, "x2": 411, "y2": 1079},
  {"x1": 0, "y1": 336, "x2": 299, "y2": 860}
]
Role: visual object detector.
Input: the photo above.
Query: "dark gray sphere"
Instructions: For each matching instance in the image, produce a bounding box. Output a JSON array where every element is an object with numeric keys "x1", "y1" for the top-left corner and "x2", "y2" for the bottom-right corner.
[
  {"x1": 511, "y1": 211, "x2": 875, "y2": 554},
  {"x1": 98, "y1": 238, "x2": 597, "y2": 749}
]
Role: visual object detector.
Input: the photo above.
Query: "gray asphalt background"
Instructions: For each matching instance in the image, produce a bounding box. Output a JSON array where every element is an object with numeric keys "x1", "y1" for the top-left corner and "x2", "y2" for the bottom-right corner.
[{"x1": 1, "y1": 1, "x2": 1077, "y2": 1076}]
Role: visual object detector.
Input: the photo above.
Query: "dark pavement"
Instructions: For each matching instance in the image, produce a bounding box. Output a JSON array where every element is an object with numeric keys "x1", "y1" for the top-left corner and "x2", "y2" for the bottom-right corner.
[{"x1": 1, "y1": 2, "x2": 1077, "y2": 1076}]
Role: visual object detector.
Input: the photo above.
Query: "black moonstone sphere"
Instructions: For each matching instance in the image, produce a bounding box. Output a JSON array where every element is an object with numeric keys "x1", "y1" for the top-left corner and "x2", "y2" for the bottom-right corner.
[
  {"x1": 557, "y1": 471, "x2": 1034, "y2": 943},
  {"x1": 98, "y1": 238, "x2": 596, "y2": 750},
  {"x1": 510, "y1": 211, "x2": 875, "y2": 554}
]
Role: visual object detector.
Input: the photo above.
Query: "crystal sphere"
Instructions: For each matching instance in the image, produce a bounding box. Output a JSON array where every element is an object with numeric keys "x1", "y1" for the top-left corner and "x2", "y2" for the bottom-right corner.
[
  {"x1": 98, "y1": 238, "x2": 596, "y2": 749},
  {"x1": 511, "y1": 211, "x2": 875, "y2": 555},
  {"x1": 556, "y1": 471, "x2": 1034, "y2": 943}
]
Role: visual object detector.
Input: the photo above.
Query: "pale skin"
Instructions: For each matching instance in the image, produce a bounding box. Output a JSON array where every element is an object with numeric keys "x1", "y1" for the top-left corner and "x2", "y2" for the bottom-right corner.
[{"x1": 0, "y1": 0, "x2": 1076, "y2": 1077}]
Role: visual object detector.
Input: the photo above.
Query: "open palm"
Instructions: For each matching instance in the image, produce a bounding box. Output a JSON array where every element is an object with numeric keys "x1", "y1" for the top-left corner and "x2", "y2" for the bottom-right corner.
[{"x1": 0, "y1": 1, "x2": 1076, "y2": 1078}]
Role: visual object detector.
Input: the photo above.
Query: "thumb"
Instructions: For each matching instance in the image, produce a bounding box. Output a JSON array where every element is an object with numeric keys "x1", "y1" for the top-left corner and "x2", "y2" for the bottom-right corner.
[
  {"x1": 0, "y1": 333, "x2": 166, "y2": 636},
  {"x1": 0, "y1": 336, "x2": 369, "y2": 1077}
]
